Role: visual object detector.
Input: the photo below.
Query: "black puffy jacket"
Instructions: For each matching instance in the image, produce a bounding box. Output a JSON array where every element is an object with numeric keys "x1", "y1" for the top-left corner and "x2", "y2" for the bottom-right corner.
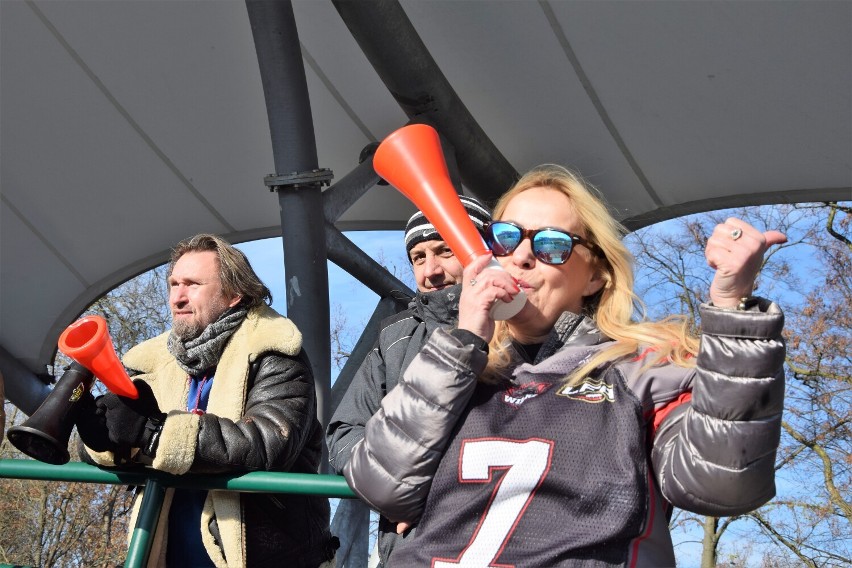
[{"x1": 326, "y1": 284, "x2": 461, "y2": 566}]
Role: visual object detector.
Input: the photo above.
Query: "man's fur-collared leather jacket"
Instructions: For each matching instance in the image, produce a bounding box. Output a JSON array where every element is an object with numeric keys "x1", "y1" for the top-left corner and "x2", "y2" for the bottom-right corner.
[{"x1": 83, "y1": 304, "x2": 334, "y2": 568}]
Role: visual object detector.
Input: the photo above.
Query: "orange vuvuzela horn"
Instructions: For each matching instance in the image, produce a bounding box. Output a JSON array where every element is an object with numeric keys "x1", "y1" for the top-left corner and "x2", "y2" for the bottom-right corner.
[
  {"x1": 58, "y1": 315, "x2": 138, "y2": 399},
  {"x1": 373, "y1": 124, "x2": 526, "y2": 320},
  {"x1": 7, "y1": 315, "x2": 137, "y2": 464}
]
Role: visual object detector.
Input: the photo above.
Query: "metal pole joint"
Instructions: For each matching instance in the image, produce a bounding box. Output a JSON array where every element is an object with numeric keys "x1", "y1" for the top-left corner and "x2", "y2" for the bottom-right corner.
[{"x1": 264, "y1": 169, "x2": 334, "y2": 192}]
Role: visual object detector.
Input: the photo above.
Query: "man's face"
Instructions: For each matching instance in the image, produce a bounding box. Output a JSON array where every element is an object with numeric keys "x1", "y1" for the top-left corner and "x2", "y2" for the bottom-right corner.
[
  {"x1": 409, "y1": 240, "x2": 464, "y2": 293},
  {"x1": 168, "y1": 251, "x2": 241, "y2": 340}
]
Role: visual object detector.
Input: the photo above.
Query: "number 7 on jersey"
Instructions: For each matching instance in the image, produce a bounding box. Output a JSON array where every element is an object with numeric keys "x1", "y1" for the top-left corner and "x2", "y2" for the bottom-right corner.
[{"x1": 433, "y1": 438, "x2": 555, "y2": 568}]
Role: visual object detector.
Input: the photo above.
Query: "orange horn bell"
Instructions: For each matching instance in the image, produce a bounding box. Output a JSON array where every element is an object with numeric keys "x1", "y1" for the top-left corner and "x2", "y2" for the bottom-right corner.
[
  {"x1": 374, "y1": 124, "x2": 490, "y2": 267},
  {"x1": 58, "y1": 315, "x2": 138, "y2": 399},
  {"x1": 374, "y1": 124, "x2": 526, "y2": 320}
]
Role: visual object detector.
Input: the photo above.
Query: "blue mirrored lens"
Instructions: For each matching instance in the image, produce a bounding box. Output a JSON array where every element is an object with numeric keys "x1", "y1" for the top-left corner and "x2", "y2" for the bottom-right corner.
[
  {"x1": 532, "y1": 230, "x2": 573, "y2": 264},
  {"x1": 487, "y1": 223, "x2": 522, "y2": 255}
]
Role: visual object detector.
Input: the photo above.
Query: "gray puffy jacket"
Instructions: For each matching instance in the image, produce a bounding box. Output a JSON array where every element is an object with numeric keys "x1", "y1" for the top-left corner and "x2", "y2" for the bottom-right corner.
[{"x1": 344, "y1": 300, "x2": 785, "y2": 567}]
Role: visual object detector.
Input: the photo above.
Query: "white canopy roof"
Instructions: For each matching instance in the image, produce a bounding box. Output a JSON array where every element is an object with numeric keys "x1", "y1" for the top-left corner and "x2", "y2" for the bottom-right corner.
[{"x1": 2, "y1": 0, "x2": 850, "y2": 385}]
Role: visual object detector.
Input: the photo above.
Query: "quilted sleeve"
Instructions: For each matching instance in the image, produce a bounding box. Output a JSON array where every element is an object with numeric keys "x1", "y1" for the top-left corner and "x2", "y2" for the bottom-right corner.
[
  {"x1": 343, "y1": 328, "x2": 487, "y2": 523},
  {"x1": 651, "y1": 298, "x2": 785, "y2": 516}
]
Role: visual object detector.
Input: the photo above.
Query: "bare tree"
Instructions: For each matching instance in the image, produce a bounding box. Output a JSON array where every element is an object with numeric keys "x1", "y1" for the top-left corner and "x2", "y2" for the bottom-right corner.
[
  {"x1": 0, "y1": 266, "x2": 169, "y2": 567},
  {"x1": 627, "y1": 203, "x2": 851, "y2": 567},
  {"x1": 751, "y1": 203, "x2": 851, "y2": 567},
  {"x1": 329, "y1": 242, "x2": 414, "y2": 375}
]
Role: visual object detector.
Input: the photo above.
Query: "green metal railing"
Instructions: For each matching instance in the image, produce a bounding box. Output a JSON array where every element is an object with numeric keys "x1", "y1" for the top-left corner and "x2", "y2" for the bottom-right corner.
[{"x1": 0, "y1": 458, "x2": 356, "y2": 568}]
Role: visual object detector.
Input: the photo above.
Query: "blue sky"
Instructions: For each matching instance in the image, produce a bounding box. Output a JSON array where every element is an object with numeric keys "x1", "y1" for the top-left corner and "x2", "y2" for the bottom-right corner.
[
  {"x1": 236, "y1": 231, "x2": 409, "y2": 316},
  {"x1": 235, "y1": 230, "x2": 412, "y2": 382}
]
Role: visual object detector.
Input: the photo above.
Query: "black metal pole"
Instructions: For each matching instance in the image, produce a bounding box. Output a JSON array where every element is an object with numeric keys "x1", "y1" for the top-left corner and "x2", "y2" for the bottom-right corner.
[
  {"x1": 332, "y1": 0, "x2": 518, "y2": 202},
  {"x1": 246, "y1": 1, "x2": 332, "y2": 467}
]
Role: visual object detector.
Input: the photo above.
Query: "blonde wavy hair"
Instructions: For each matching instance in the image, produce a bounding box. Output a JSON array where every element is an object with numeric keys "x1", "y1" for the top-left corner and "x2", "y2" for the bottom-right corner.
[{"x1": 484, "y1": 165, "x2": 698, "y2": 384}]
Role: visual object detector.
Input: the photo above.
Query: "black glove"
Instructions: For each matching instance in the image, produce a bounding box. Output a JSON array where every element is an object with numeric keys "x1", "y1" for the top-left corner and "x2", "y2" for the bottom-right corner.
[
  {"x1": 75, "y1": 391, "x2": 115, "y2": 453},
  {"x1": 99, "y1": 380, "x2": 166, "y2": 458}
]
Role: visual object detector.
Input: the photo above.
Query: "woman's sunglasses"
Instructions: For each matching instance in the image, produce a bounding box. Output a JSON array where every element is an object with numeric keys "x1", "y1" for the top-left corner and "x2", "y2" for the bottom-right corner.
[{"x1": 484, "y1": 221, "x2": 600, "y2": 265}]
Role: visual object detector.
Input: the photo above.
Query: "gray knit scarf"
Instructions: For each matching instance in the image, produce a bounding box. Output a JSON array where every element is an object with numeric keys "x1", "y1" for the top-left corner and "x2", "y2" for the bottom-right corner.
[{"x1": 167, "y1": 306, "x2": 249, "y2": 375}]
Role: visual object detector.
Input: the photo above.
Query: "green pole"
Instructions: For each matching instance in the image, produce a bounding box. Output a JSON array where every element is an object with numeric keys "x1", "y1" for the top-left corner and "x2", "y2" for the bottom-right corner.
[
  {"x1": 0, "y1": 458, "x2": 357, "y2": 566},
  {"x1": 0, "y1": 459, "x2": 356, "y2": 497},
  {"x1": 124, "y1": 478, "x2": 165, "y2": 568}
]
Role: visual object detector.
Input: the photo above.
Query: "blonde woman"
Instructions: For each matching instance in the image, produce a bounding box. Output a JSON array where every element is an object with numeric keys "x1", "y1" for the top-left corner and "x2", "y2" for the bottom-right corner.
[{"x1": 344, "y1": 165, "x2": 787, "y2": 567}]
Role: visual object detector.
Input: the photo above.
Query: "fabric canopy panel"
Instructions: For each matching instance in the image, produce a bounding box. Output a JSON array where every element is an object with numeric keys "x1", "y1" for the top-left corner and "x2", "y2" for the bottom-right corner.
[{"x1": 1, "y1": 0, "x2": 849, "y2": 381}]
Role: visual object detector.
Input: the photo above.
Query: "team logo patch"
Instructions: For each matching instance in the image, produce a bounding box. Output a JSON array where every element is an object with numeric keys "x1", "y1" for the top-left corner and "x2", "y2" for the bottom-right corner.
[
  {"x1": 557, "y1": 379, "x2": 615, "y2": 403},
  {"x1": 502, "y1": 380, "x2": 551, "y2": 408}
]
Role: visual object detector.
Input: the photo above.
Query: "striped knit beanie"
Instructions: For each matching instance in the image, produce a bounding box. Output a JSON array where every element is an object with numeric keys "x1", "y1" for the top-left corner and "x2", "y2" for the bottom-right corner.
[{"x1": 404, "y1": 195, "x2": 492, "y2": 261}]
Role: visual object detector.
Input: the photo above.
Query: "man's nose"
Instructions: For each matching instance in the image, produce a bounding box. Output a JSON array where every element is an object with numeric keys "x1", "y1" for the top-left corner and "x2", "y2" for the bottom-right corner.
[
  {"x1": 423, "y1": 255, "x2": 443, "y2": 277},
  {"x1": 170, "y1": 285, "x2": 188, "y2": 305}
]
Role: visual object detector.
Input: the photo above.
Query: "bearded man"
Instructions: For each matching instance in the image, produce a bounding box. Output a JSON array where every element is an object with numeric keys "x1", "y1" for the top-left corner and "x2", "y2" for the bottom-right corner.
[{"x1": 78, "y1": 234, "x2": 337, "y2": 568}]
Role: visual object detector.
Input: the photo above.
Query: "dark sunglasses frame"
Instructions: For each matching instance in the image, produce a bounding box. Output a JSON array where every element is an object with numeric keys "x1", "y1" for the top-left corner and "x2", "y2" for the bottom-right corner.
[{"x1": 484, "y1": 221, "x2": 600, "y2": 265}]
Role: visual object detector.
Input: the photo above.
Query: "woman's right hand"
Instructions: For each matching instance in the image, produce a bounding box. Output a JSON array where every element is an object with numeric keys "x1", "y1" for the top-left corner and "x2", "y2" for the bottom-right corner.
[{"x1": 458, "y1": 254, "x2": 520, "y2": 342}]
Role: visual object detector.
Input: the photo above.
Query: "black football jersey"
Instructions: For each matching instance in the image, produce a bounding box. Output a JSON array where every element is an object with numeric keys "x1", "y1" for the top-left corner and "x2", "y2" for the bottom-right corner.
[{"x1": 390, "y1": 365, "x2": 653, "y2": 567}]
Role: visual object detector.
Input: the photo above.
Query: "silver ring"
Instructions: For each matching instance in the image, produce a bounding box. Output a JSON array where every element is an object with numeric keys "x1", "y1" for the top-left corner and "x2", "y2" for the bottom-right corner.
[
  {"x1": 730, "y1": 228, "x2": 743, "y2": 241},
  {"x1": 469, "y1": 278, "x2": 477, "y2": 287}
]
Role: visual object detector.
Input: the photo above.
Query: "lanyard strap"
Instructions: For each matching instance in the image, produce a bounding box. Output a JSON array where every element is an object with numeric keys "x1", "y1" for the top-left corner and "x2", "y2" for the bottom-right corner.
[{"x1": 190, "y1": 374, "x2": 209, "y2": 415}]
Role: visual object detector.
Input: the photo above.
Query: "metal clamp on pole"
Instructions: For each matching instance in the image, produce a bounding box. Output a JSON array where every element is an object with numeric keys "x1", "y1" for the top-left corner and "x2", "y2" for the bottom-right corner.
[{"x1": 264, "y1": 169, "x2": 334, "y2": 191}]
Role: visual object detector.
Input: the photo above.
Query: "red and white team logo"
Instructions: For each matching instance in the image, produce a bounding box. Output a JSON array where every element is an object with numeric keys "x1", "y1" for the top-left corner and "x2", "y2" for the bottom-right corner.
[
  {"x1": 502, "y1": 380, "x2": 551, "y2": 408},
  {"x1": 557, "y1": 379, "x2": 615, "y2": 403}
]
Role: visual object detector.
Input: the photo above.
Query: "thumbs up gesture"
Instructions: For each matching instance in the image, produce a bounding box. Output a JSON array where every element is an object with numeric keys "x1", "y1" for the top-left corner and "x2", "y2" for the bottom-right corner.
[{"x1": 705, "y1": 218, "x2": 787, "y2": 308}]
